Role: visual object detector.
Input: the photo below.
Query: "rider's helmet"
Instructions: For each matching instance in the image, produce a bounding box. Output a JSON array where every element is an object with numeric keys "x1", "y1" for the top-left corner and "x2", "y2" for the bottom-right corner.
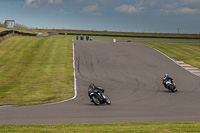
[{"x1": 164, "y1": 74, "x2": 169, "y2": 78}]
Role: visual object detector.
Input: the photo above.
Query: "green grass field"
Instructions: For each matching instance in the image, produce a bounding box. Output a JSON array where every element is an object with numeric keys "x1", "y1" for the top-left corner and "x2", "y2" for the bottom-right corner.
[
  {"x1": 0, "y1": 35, "x2": 74, "y2": 106},
  {"x1": 1, "y1": 122, "x2": 200, "y2": 133},
  {"x1": 90, "y1": 35, "x2": 200, "y2": 42},
  {"x1": 143, "y1": 42, "x2": 200, "y2": 68},
  {"x1": 0, "y1": 27, "x2": 11, "y2": 32}
]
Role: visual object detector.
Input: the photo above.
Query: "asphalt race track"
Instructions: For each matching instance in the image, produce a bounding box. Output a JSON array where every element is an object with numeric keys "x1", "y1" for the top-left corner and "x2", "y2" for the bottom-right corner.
[{"x1": 0, "y1": 40, "x2": 200, "y2": 125}]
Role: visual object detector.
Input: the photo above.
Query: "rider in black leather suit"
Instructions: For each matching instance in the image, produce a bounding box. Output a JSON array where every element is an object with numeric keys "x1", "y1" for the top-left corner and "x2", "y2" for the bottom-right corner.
[{"x1": 90, "y1": 83, "x2": 104, "y2": 93}]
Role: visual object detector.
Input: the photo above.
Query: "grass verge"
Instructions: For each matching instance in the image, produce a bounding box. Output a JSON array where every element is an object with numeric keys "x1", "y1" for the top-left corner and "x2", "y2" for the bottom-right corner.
[
  {"x1": 0, "y1": 35, "x2": 74, "y2": 106},
  {"x1": 89, "y1": 35, "x2": 200, "y2": 42},
  {"x1": 0, "y1": 122, "x2": 200, "y2": 133},
  {"x1": 143, "y1": 42, "x2": 200, "y2": 68},
  {"x1": 41, "y1": 29, "x2": 200, "y2": 39},
  {"x1": 0, "y1": 27, "x2": 10, "y2": 32}
]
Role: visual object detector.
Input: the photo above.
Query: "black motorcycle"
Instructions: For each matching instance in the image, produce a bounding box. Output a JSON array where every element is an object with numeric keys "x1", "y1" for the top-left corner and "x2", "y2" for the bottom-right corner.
[
  {"x1": 86, "y1": 35, "x2": 89, "y2": 41},
  {"x1": 88, "y1": 83, "x2": 111, "y2": 105},
  {"x1": 164, "y1": 80, "x2": 177, "y2": 92}
]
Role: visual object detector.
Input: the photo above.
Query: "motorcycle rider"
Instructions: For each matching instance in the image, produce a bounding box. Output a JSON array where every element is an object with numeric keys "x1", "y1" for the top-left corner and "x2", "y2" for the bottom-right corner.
[
  {"x1": 88, "y1": 83, "x2": 105, "y2": 102},
  {"x1": 86, "y1": 35, "x2": 89, "y2": 41},
  {"x1": 88, "y1": 83, "x2": 111, "y2": 105},
  {"x1": 89, "y1": 83, "x2": 104, "y2": 93},
  {"x1": 162, "y1": 74, "x2": 174, "y2": 88},
  {"x1": 80, "y1": 34, "x2": 84, "y2": 40}
]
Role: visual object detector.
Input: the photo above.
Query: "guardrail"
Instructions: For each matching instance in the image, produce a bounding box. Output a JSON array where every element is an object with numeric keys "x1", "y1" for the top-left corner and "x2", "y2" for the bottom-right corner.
[
  {"x1": 0, "y1": 30, "x2": 36, "y2": 38},
  {"x1": 0, "y1": 30, "x2": 13, "y2": 37}
]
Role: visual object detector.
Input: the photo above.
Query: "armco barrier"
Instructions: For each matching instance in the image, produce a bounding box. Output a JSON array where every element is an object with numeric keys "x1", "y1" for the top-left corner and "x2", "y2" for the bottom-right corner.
[
  {"x1": 14, "y1": 31, "x2": 36, "y2": 36},
  {"x1": 0, "y1": 30, "x2": 14, "y2": 37},
  {"x1": 0, "y1": 30, "x2": 36, "y2": 38}
]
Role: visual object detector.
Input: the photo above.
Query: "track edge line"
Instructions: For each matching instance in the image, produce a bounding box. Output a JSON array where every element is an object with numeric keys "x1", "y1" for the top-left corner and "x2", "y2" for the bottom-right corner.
[{"x1": 143, "y1": 43, "x2": 200, "y2": 78}]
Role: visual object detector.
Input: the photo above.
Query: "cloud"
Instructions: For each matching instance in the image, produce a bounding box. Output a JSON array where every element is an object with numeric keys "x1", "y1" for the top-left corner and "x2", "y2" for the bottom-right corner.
[
  {"x1": 177, "y1": 7, "x2": 198, "y2": 15},
  {"x1": 82, "y1": 4, "x2": 101, "y2": 15},
  {"x1": 115, "y1": 5, "x2": 138, "y2": 14},
  {"x1": 24, "y1": 0, "x2": 64, "y2": 8},
  {"x1": 137, "y1": 0, "x2": 163, "y2": 11},
  {"x1": 160, "y1": 2, "x2": 199, "y2": 15},
  {"x1": 184, "y1": 0, "x2": 200, "y2": 9},
  {"x1": 115, "y1": 0, "x2": 162, "y2": 14},
  {"x1": 73, "y1": 0, "x2": 113, "y2": 8}
]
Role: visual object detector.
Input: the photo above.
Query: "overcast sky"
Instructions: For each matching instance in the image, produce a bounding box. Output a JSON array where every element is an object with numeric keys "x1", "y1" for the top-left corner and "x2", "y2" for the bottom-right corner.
[{"x1": 0, "y1": 0, "x2": 200, "y2": 33}]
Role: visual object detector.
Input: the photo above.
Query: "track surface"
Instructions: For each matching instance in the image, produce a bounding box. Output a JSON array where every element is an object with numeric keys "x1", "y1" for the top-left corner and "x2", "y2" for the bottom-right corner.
[{"x1": 0, "y1": 40, "x2": 200, "y2": 125}]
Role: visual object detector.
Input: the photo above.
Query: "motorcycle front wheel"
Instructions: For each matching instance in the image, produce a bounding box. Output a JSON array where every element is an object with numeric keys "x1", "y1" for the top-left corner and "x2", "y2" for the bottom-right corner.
[
  {"x1": 170, "y1": 86, "x2": 177, "y2": 93},
  {"x1": 105, "y1": 95, "x2": 111, "y2": 105}
]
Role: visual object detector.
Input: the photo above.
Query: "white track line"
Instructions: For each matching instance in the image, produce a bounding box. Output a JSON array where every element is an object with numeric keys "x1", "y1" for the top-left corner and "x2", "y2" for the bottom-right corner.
[
  {"x1": 72, "y1": 39, "x2": 77, "y2": 99},
  {"x1": 144, "y1": 44, "x2": 200, "y2": 78}
]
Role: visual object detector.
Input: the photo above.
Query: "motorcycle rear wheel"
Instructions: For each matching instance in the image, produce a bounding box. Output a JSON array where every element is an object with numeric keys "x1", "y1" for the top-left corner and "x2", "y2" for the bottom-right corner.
[{"x1": 91, "y1": 95, "x2": 100, "y2": 105}]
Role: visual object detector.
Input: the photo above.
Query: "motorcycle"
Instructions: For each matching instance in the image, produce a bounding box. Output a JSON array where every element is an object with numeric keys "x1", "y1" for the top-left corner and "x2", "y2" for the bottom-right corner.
[
  {"x1": 80, "y1": 34, "x2": 84, "y2": 40},
  {"x1": 164, "y1": 80, "x2": 177, "y2": 92},
  {"x1": 88, "y1": 83, "x2": 111, "y2": 105},
  {"x1": 86, "y1": 35, "x2": 89, "y2": 41}
]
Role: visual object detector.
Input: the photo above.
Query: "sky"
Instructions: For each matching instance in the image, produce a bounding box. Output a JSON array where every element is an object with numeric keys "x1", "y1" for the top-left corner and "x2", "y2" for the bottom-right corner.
[{"x1": 0, "y1": 0, "x2": 200, "y2": 33}]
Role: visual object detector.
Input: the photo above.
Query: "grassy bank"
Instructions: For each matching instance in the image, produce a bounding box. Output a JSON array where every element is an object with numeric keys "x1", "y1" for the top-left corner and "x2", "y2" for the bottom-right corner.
[
  {"x1": 90, "y1": 35, "x2": 200, "y2": 42},
  {"x1": 1, "y1": 22, "x2": 200, "y2": 39},
  {"x1": 42, "y1": 29, "x2": 200, "y2": 39},
  {"x1": 1, "y1": 122, "x2": 200, "y2": 133},
  {"x1": 144, "y1": 42, "x2": 200, "y2": 68},
  {"x1": 0, "y1": 35, "x2": 74, "y2": 106},
  {"x1": 0, "y1": 27, "x2": 11, "y2": 32}
]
